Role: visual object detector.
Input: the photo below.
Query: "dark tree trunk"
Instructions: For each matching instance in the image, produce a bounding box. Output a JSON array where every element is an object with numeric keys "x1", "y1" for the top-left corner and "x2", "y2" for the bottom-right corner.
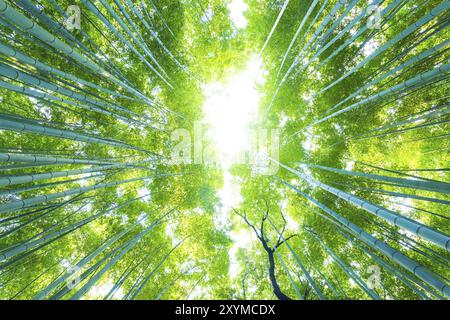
[
  {"x1": 234, "y1": 209, "x2": 293, "y2": 300},
  {"x1": 264, "y1": 241, "x2": 292, "y2": 300}
]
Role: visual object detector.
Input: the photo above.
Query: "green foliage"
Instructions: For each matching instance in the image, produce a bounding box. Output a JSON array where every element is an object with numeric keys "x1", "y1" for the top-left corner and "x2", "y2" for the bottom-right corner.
[{"x1": 0, "y1": 0, "x2": 448, "y2": 300}]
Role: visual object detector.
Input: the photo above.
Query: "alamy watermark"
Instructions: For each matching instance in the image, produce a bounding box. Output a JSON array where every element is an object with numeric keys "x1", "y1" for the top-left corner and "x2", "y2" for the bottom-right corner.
[
  {"x1": 169, "y1": 122, "x2": 280, "y2": 175},
  {"x1": 65, "y1": 265, "x2": 81, "y2": 290},
  {"x1": 336, "y1": 0, "x2": 382, "y2": 30},
  {"x1": 63, "y1": 5, "x2": 81, "y2": 31},
  {"x1": 366, "y1": 4, "x2": 382, "y2": 30},
  {"x1": 367, "y1": 265, "x2": 382, "y2": 290}
]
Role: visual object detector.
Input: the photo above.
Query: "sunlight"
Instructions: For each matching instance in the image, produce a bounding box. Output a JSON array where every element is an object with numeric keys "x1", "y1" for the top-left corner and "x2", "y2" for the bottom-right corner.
[
  {"x1": 202, "y1": 56, "x2": 265, "y2": 230},
  {"x1": 229, "y1": 227, "x2": 255, "y2": 278},
  {"x1": 87, "y1": 282, "x2": 124, "y2": 300},
  {"x1": 202, "y1": 56, "x2": 266, "y2": 280},
  {"x1": 228, "y1": 0, "x2": 248, "y2": 29},
  {"x1": 2, "y1": 0, "x2": 448, "y2": 303},
  {"x1": 202, "y1": 56, "x2": 264, "y2": 170}
]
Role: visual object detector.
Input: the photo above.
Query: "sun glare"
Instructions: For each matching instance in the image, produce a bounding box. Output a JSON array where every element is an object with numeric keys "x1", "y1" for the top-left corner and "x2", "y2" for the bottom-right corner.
[
  {"x1": 202, "y1": 56, "x2": 265, "y2": 227},
  {"x1": 228, "y1": 0, "x2": 248, "y2": 29},
  {"x1": 202, "y1": 57, "x2": 266, "y2": 277},
  {"x1": 202, "y1": 56, "x2": 265, "y2": 170}
]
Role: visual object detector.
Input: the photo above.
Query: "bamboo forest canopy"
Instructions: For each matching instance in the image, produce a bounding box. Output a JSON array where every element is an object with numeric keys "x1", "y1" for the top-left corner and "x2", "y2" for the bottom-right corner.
[{"x1": 0, "y1": 0, "x2": 448, "y2": 300}]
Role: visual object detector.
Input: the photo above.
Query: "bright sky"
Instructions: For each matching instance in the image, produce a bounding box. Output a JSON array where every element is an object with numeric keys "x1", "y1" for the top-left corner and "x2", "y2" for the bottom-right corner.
[
  {"x1": 228, "y1": 0, "x2": 248, "y2": 29},
  {"x1": 202, "y1": 56, "x2": 264, "y2": 217},
  {"x1": 87, "y1": 1, "x2": 255, "y2": 299},
  {"x1": 201, "y1": 56, "x2": 266, "y2": 278},
  {"x1": 202, "y1": 56, "x2": 264, "y2": 170},
  {"x1": 84, "y1": 282, "x2": 124, "y2": 300}
]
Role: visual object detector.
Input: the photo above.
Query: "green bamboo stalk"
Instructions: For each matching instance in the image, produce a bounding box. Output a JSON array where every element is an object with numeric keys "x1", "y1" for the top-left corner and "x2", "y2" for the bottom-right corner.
[
  {"x1": 123, "y1": 0, "x2": 191, "y2": 77},
  {"x1": 0, "y1": 0, "x2": 154, "y2": 103},
  {"x1": 0, "y1": 153, "x2": 114, "y2": 165},
  {"x1": 317, "y1": 1, "x2": 450, "y2": 95},
  {"x1": 32, "y1": 202, "x2": 155, "y2": 300},
  {"x1": 99, "y1": 0, "x2": 167, "y2": 76},
  {"x1": 0, "y1": 176, "x2": 150, "y2": 214},
  {"x1": 305, "y1": 227, "x2": 380, "y2": 300},
  {"x1": 0, "y1": 195, "x2": 152, "y2": 263},
  {"x1": 0, "y1": 162, "x2": 150, "y2": 187},
  {"x1": 0, "y1": 62, "x2": 146, "y2": 123},
  {"x1": 273, "y1": 160, "x2": 450, "y2": 250},
  {"x1": 267, "y1": 217, "x2": 325, "y2": 299},
  {"x1": 0, "y1": 115, "x2": 146, "y2": 152},
  {"x1": 0, "y1": 79, "x2": 144, "y2": 126},
  {"x1": 312, "y1": 61, "x2": 450, "y2": 126},
  {"x1": 327, "y1": 39, "x2": 450, "y2": 113},
  {"x1": 275, "y1": 177, "x2": 450, "y2": 298},
  {"x1": 277, "y1": 0, "x2": 320, "y2": 76},
  {"x1": 0, "y1": 41, "x2": 138, "y2": 103},
  {"x1": 299, "y1": 163, "x2": 450, "y2": 194},
  {"x1": 79, "y1": 0, "x2": 171, "y2": 87},
  {"x1": 128, "y1": 240, "x2": 183, "y2": 300},
  {"x1": 260, "y1": 0, "x2": 290, "y2": 54},
  {"x1": 69, "y1": 210, "x2": 170, "y2": 299}
]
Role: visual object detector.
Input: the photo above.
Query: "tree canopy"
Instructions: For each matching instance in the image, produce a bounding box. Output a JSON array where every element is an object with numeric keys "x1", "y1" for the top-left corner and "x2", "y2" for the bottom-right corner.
[{"x1": 0, "y1": 0, "x2": 448, "y2": 300}]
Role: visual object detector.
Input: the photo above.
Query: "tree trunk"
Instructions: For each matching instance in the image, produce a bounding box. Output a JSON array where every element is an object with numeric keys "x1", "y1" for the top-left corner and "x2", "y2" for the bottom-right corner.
[{"x1": 266, "y1": 250, "x2": 291, "y2": 300}]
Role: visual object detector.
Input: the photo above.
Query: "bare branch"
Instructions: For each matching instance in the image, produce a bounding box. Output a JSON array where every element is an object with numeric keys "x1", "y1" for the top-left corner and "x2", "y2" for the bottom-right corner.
[
  {"x1": 233, "y1": 208, "x2": 262, "y2": 241},
  {"x1": 262, "y1": 199, "x2": 269, "y2": 221},
  {"x1": 257, "y1": 199, "x2": 269, "y2": 241},
  {"x1": 275, "y1": 209, "x2": 288, "y2": 248},
  {"x1": 235, "y1": 207, "x2": 293, "y2": 300},
  {"x1": 274, "y1": 234, "x2": 298, "y2": 249}
]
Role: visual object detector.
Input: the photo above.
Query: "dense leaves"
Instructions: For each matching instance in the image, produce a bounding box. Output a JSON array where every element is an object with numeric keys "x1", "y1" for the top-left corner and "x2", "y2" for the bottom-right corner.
[{"x1": 0, "y1": 0, "x2": 448, "y2": 300}]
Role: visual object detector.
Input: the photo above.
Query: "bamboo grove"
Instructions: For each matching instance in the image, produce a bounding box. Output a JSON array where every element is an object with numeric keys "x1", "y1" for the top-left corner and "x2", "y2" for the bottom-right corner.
[{"x1": 0, "y1": 0, "x2": 448, "y2": 300}]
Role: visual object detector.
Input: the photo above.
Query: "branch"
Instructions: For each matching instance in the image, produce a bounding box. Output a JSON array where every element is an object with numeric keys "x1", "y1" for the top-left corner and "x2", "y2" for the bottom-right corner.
[
  {"x1": 260, "y1": 200, "x2": 270, "y2": 241},
  {"x1": 233, "y1": 208, "x2": 263, "y2": 241},
  {"x1": 275, "y1": 209, "x2": 288, "y2": 248},
  {"x1": 274, "y1": 234, "x2": 298, "y2": 249}
]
